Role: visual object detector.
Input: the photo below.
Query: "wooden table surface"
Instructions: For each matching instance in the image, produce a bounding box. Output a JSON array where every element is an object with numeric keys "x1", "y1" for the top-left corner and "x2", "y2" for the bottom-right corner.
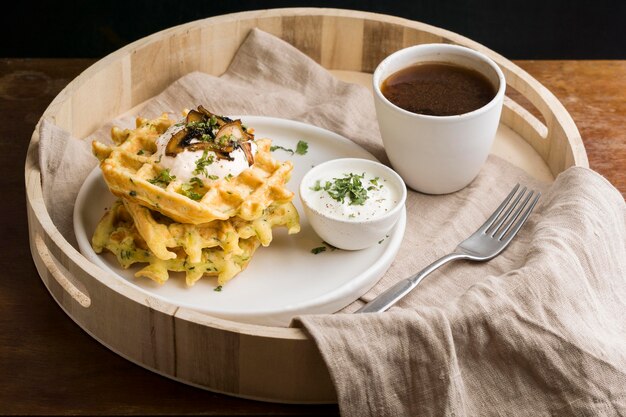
[{"x1": 1, "y1": 58, "x2": 624, "y2": 415}]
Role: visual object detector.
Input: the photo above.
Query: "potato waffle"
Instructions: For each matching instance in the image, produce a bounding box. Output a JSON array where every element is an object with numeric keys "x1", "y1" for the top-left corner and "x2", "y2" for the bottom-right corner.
[
  {"x1": 123, "y1": 199, "x2": 300, "y2": 263},
  {"x1": 93, "y1": 200, "x2": 261, "y2": 286},
  {"x1": 91, "y1": 108, "x2": 301, "y2": 288},
  {"x1": 93, "y1": 115, "x2": 294, "y2": 224}
]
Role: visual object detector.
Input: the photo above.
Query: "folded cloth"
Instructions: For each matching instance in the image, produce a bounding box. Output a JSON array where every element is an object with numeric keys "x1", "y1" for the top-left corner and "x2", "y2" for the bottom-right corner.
[
  {"x1": 39, "y1": 28, "x2": 384, "y2": 243},
  {"x1": 299, "y1": 168, "x2": 626, "y2": 416},
  {"x1": 39, "y1": 28, "x2": 626, "y2": 415}
]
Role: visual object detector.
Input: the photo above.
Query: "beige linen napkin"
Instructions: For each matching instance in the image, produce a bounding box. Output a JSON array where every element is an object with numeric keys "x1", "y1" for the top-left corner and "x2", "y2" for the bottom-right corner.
[
  {"x1": 300, "y1": 168, "x2": 626, "y2": 416},
  {"x1": 39, "y1": 29, "x2": 626, "y2": 415}
]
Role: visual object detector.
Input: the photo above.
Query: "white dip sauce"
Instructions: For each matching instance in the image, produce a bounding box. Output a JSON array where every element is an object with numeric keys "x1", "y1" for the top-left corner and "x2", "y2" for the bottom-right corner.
[
  {"x1": 305, "y1": 170, "x2": 400, "y2": 221},
  {"x1": 152, "y1": 122, "x2": 256, "y2": 184}
]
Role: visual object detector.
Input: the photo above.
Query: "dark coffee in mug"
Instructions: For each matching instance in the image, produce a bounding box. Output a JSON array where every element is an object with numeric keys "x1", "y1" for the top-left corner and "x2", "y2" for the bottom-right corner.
[{"x1": 381, "y1": 62, "x2": 497, "y2": 116}]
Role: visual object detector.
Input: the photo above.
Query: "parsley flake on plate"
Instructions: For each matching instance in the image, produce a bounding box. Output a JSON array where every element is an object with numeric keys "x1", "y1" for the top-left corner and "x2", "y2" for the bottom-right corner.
[
  {"x1": 311, "y1": 246, "x2": 326, "y2": 254},
  {"x1": 270, "y1": 140, "x2": 308, "y2": 155},
  {"x1": 270, "y1": 144, "x2": 294, "y2": 155},
  {"x1": 295, "y1": 140, "x2": 308, "y2": 155}
]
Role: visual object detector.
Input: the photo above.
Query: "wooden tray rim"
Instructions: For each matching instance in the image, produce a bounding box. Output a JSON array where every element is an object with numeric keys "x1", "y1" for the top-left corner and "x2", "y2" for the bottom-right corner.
[{"x1": 24, "y1": 7, "x2": 591, "y2": 402}]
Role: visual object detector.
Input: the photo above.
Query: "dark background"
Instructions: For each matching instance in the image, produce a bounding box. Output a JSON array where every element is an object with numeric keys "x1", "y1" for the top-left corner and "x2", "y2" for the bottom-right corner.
[{"x1": 2, "y1": 0, "x2": 625, "y2": 59}]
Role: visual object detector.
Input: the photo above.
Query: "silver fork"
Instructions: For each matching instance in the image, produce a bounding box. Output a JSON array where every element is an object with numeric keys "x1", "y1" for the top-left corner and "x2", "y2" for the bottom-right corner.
[{"x1": 355, "y1": 184, "x2": 540, "y2": 314}]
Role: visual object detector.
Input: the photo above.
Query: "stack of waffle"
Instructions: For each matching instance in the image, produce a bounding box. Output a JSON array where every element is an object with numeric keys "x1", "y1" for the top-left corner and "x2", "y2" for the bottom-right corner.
[{"x1": 91, "y1": 108, "x2": 300, "y2": 287}]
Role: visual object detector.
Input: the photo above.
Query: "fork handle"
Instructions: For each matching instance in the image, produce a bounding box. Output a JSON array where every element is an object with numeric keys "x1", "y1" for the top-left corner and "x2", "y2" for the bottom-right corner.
[{"x1": 355, "y1": 253, "x2": 467, "y2": 313}]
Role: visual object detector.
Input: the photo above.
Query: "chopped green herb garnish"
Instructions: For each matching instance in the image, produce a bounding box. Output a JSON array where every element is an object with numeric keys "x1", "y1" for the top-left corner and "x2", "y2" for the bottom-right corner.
[
  {"x1": 311, "y1": 241, "x2": 339, "y2": 254},
  {"x1": 181, "y1": 182, "x2": 202, "y2": 201},
  {"x1": 137, "y1": 149, "x2": 144, "y2": 155},
  {"x1": 310, "y1": 180, "x2": 332, "y2": 192},
  {"x1": 270, "y1": 144, "x2": 294, "y2": 155},
  {"x1": 208, "y1": 175, "x2": 219, "y2": 180},
  {"x1": 270, "y1": 140, "x2": 309, "y2": 156},
  {"x1": 313, "y1": 173, "x2": 369, "y2": 206},
  {"x1": 311, "y1": 246, "x2": 326, "y2": 254},
  {"x1": 295, "y1": 140, "x2": 308, "y2": 155},
  {"x1": 148, "y1": 169, "x2": 176, "y2": 186},
  {"x1": 214, "y1": 285, "x2": 223, "y2": 292},
  {"x1": 129, "y1": 190, "x2": 137, "y2": 197},
  {"x1": 225, "y1": 173, "x2": 233, "y2": 181},
  {"x1": 190, "y1": 177, "x2": 204, "y2": 186},
  {"x1": 368, "y1": 177, "x2": 383, "y2": 191},
  {"x1": 186, "y1": 121, "x2": 207, "y2": 129},
  {"x1": 310, "y1": 180, "x2": 322, "y2": 191},
  {"x1": 193, "y1": 150, "x2": 214, "y2": 177}
]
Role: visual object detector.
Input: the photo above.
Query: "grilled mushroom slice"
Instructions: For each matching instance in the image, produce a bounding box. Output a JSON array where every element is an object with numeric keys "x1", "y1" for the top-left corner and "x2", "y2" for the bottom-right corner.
[
  {"x1": 165, "y1": 127, "x2": 188, "y2": 156},
  {"x1": 197, "y1": 105, "x2": 225, "y2": 127},
  {"x1": 186, "y1": 109, "x2": 205, "y2": 124},
  {"x1": 163, "y1": 106, "x2": 255, "y2": 162},
  {"x1": 216, "y1": 120, "x2": 246, "y2": 141},
  {"x1": 240, "y1": 142, "x2": 255, "y2": 166}
]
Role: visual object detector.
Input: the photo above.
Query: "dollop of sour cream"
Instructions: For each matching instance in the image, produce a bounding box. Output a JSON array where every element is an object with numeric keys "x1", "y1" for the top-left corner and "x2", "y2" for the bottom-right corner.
[
  {"x1": 304, "y1": 170, "x2": 400, "y2": 221},
  {"x1": 152, "y1": 121, "x2": 257, "y2": 184}
]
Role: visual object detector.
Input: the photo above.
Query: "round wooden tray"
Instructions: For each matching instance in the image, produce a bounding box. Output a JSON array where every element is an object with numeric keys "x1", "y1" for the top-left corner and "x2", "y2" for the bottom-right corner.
[{"x1": 25, "y1": 8, "x2": 587, "y2": 404}]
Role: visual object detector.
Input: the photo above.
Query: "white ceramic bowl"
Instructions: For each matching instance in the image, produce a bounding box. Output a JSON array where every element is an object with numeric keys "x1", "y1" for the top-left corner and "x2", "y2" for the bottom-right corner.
[{"x1": 299, "y1": 158, "x2": 407, "y2": 250}]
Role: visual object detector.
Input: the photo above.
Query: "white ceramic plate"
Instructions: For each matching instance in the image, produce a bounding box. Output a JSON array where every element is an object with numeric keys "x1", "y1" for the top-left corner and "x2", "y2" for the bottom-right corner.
[{"x1": 74, "y1": 116, "x2": 406, "y2": 327}]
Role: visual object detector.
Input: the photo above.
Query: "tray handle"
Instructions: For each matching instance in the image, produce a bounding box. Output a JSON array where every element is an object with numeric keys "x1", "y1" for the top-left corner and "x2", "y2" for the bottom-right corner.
[
  {"x1": 495, "y1": 57, "x2": 587, "y2": 174},
  {"x1": 34, "y1": 232, "x2": 91, "y2": 308}
]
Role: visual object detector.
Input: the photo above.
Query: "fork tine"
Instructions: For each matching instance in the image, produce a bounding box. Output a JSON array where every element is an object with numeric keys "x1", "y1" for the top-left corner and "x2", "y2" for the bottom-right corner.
[
  {"x1": 496, "y1": 190, "x2": 533, "y2": 240},
  {"x1": 499, "y1": 191, "x2": 540, "y2": 242},
  {"x1": 479, "y1": 184, "x2": 520, "y2": 233},
  {"x1": 488, "y1": 186, "x2": 527, "y2": 237}
]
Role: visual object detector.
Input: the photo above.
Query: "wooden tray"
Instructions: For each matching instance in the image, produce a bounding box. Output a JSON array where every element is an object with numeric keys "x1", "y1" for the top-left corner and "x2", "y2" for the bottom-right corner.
[{"x1": 25, "y1": 8, "x2": 587, "y2": 404}]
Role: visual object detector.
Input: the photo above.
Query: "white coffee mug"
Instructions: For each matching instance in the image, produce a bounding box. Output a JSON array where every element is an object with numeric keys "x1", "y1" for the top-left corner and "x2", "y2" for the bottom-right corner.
[{"x1": 373, "y1": 44, "x2": 505, "y2": 194}]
